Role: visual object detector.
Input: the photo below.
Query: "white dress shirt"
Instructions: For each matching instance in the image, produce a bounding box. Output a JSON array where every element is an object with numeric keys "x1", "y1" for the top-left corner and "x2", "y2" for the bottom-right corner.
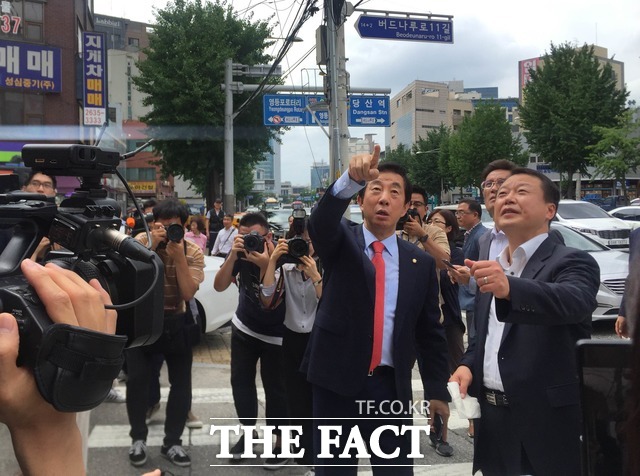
[{"x1": 482, "y1": 233, "x2": 548, "y2": 391}]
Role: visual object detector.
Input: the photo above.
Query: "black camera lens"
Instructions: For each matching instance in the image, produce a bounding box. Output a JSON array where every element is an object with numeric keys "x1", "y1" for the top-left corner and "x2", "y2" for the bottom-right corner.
[
  {"x1": 166, "y1": 223, "x2": 184, "y2": 242},
  {"x1": 243, "y1": 230, "x2": 265, "y2": 253},
  {"x1": 287, "y1": 236, "x2": 309, "y2": 258}
]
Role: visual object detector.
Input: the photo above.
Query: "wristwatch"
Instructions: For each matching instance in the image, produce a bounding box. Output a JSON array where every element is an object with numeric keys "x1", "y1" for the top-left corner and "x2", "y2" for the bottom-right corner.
[{"x1": 418, "y1": 234, "x2": 429, "y2": 244}]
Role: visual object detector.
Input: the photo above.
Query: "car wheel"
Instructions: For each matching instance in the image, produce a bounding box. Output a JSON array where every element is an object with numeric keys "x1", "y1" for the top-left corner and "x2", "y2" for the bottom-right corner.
[{"x1": 195, "y1": 300, "x2": 206, "y2": 333}]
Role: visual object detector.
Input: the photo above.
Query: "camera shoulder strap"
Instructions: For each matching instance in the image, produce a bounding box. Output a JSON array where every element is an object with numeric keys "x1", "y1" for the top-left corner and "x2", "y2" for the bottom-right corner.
[{"x1": 266, "y1": 269, "x2": 286, "y2": 310}]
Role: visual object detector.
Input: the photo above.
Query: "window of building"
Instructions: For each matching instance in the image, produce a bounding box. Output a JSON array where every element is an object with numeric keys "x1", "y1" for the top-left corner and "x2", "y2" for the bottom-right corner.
[
  {"x1": 128, "y1": 37, "x2": 140, "y2": 47},
  {"x1": 23, "y1": 1, "x2": 44, "y2": 41},
  {"x1": 453, "y1": 109, "x2": 461, "y2": 116},
  {"x1": 439, "y1": 110, "x2": 446, "y2": 114},
  {"x1": 117, "y1": 167, "x2": 156, "y2": 181},
  {"x1": 0, "y1": 91, "x2": 43, "y2": 124}
]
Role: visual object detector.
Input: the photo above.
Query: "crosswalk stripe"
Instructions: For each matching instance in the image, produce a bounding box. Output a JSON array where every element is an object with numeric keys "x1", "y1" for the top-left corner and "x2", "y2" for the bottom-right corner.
[{"x1": 91, "y1": 381, "x2": 468, "y2": 448}]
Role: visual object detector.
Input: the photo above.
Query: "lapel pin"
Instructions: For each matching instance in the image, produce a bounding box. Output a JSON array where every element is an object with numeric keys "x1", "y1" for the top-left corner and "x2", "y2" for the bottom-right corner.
[{"x1": 412, "y1": 258, "x2": 417, "y2": 263}]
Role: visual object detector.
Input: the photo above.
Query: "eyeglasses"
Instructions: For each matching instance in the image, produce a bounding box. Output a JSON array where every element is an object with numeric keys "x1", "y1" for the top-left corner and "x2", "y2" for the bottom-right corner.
[
  {"x1": 455, "y1": 210, "x2": 474, "y2": 217},
  {"x1": 480, "y1": 178, "x2": 507, "y2": 189},
  {"x1": 28, "y1": 180, "x2": 54, "y2": 190},
  {"x1": 409, "y1": 201, "x2": 425, "y2": 207},
  {"x1": 426, "y1": 219, "x2": 446, "y2": 226}
]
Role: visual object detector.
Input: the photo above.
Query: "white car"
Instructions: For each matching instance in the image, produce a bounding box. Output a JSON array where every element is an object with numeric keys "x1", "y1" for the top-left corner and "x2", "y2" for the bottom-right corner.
[
  {"x1": 608, "y1": 206, "x2": 640, "y2": 229},
  {"x1": 193, "y1": 255, "x2": 238, "y2": 333},
  {"x1": 551, "y1": 223, "x2": 627, "y2": 321},
  {"x1": 554, "y1": 200, "x2": 632, "y2": 249}
]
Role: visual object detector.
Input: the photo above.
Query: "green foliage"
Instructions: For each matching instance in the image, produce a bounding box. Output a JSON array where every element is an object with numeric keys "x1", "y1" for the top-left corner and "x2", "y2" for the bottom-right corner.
[
  {"x1": 519, "y1": 42, "x2": 628, "y2": 195},
  {"x1": 411, "y1": 125, "x2": 451, "y2": 204},
  {"x1": 132, "y1": 0, "x2": 277, "y2": 207},
  {"x1": 448, "y1": 102, "x2": 526, "y2": 188},
  {"x1": 383, "y1": 143, "x2": 413, "y2": 170},
  {"x1": 588, "y1": 109, "x2": 640, "y2": 198}
]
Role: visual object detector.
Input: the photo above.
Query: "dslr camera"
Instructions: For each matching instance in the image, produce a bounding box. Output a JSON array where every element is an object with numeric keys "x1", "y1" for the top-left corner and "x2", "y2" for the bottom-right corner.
[
  {"x1": 278, "y1": 206, "x2": 309, "y2": 266},
  {"x1": 0, "y1": 144, "x2": 164, "y2": 412},
  {"x1": 243, "y1": 230, "x2": 265, "y2": 253},
  {"x1": 396, "y1": 207, "x2": 421, "y2": 231},
  {"x1": 156, "y1": 223, "x2": 185, "y2": 250}
]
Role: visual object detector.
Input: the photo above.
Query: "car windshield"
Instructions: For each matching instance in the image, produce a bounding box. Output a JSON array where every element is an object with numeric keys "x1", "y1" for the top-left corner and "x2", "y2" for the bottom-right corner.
[
  {"x1": 551, "y1": 224, "x2": 608, "y2": 252},
  {"x1": 557, "y1": 202, "x2": 613, "y2": 219},
  {"x1": 264, "y1": 209, "x2": 292, "y2": 229}
]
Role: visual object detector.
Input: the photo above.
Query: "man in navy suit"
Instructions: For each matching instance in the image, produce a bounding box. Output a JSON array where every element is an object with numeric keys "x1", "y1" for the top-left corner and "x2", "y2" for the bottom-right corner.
[
  {"x1": 450, "y1": 168, "x2": 600, "y2": 475},
  {"x1": 306, "y1": 146, "x2": 450, "y2": 475}
]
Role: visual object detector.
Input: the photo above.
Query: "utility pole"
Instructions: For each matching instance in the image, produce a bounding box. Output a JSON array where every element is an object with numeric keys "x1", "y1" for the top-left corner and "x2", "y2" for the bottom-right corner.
[
  {"x1": 223, "y1": 58, "x2": 235, "y2": 212},
  {"x1": 325, "y1": 0, "x2": 351, "y2": 180},
  {"x1": 222, "y1": 60, "x2": 282, "y2": 212}
]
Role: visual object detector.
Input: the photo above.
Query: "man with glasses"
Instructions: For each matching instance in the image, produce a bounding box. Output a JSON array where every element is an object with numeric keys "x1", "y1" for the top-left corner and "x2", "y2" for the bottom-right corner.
[
  {"x1": 214, "y1": 213, "x2": 289, "y2": 469},
  {"x1": 22, "y1": 171, "x2": 57, "y2": 197},
  {"x1": 21, "y1": 171, "x2": 58, "y2": 261},
  {"x1": 453, "y1": 199, "x2": 487, "y2": 346},
  {"x1": 449, "y1": 160, "x2": 516, "y2": 439},
  {"x1": 399, "y1": 185, "x2": 450, "y2": 268}
]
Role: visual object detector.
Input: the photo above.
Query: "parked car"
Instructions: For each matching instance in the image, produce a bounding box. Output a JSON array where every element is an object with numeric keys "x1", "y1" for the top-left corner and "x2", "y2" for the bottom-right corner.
[
  {"x1": 631, "y1": 198, "x2": 640, "y2": 206},
  {"x1": 550, "y1": 223, "x2": 627, "y2": 321},
  {"x1": 554, "y1": 200, "x2": 631, "y2": 249},
  {"x1": 193, "y1": 255, "x2": 238, "y2": 333},
  {"x1": 609, "y1": 206, "x2": 640, "y2": 229}
]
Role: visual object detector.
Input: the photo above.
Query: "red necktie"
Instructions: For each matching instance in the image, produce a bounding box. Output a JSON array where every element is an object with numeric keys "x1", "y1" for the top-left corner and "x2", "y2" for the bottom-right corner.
[{"x1": 369, "y1": 241, "x2": 385, "y2": 374}]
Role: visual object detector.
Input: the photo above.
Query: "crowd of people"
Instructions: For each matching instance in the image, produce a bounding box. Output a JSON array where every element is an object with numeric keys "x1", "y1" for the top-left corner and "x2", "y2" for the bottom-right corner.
[{"x1": 2, "y1": 152, "x2": 640, "y2": 476}]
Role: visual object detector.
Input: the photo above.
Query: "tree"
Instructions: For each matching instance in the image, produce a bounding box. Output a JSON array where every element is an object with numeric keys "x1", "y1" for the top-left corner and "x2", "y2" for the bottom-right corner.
[
  {"x1": 519, "y1": 42, "x2": 628, "y2": 197},
  {"x1": 133, "y1": 0, "x2": 276, "y2": 209},
  {"x1": 588, "y1": 109, "x2": 640, "y2": 199},
  {"x1": 383, "y1": 143, "x2": 413, "y2": 170},
  {"x1": 412, "y1": 125, "x2": 451, "y2": 205},
  {"x1": 448, "y1": 102, "x2": 526, "y2": 188}
]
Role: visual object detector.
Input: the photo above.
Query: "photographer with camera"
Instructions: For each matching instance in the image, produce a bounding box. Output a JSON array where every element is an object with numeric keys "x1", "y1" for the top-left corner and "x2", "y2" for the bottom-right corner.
[
  {"x1": 260, "y1": 210, "x2": 321, "y2": 468},
  {"x1": 0, "y1": 259, "x2": 116, "y2": 476},
  {"x1": 126, "y1": 198, "x2": 204, "y2": 468},
  {"x1": 214, "y1": 212, "x2": 289, "y2": 469},
  {"x1": 397, "y1": 186, "x2": 450, "y2": 269}
]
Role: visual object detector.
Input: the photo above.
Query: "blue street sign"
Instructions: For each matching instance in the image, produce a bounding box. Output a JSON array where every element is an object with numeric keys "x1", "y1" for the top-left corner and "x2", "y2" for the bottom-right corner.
[
  {"x1": 264, "y1": 94, "x2": 390, "y2": 127},
  {"x1": 348, "y1": 96, "x2": 390, "y2": 127},
  {"x1": 355, "y1": 14, "x2": 453, "y2": 44},
  {"x1": 305, "y1": 95, "x2": 329, "y2": 126},
  {"x1": 263, "y1": 94, "x2": 307, "y2": 125}
]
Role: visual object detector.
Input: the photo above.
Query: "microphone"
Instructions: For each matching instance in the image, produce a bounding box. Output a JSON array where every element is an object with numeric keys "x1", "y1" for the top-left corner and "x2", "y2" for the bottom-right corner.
[{"x1": 88, "y1": 227, "x2": 155, "y2": 263}]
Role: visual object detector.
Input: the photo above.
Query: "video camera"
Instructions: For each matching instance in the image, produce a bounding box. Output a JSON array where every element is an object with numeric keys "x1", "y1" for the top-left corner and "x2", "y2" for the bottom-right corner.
[
  {"x1": 278, "y1": 205, "x2": 309, "y2": 266},
  {"x1": 396, "y1": 207, "x2": 421, "y2": 230},
  {"x1": 0, "y1": 144, "x2": 164, "y2": 412}
]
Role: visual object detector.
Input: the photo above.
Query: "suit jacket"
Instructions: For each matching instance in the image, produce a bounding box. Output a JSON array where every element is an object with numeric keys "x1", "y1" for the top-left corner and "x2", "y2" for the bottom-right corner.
[
  {"x1": 305, "y1": 185, "x2": 450, "y2": 405},
  {"x1": 619, "y1": 227, "x2": 640, "y2": 317},
  {"x1": 459, "y1": 223, "x2": 488, "y2": 311},
  {"x1": 460, "y1": 235, "x2": 600, "y2": 475}
]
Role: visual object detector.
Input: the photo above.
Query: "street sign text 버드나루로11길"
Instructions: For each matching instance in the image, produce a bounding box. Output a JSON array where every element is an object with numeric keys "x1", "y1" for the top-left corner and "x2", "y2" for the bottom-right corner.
[{"x1": 354, "y1": 14, "x2": 453, "y2": 44}]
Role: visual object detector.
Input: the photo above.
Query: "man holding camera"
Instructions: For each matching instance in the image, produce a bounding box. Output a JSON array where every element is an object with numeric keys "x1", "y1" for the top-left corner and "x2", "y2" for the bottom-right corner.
[
  {"x1": 398, "y1": 185, "x2": 450, "y2": 268},
  {"x1": 214, "y1": 213, "x2": 289, "y2": 469},
  {"x1": 126, "y1": 198, "x2": 205, "y2": 468}
]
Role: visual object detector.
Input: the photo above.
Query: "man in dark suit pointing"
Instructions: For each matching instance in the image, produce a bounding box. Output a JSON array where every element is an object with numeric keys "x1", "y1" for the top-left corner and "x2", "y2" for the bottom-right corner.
[
  {"x1": 450, "y1": 168, "x2": 600, "y2": 476},
  {"x1": 306, "y1": 145, "x2": 450, "y2": 475}
]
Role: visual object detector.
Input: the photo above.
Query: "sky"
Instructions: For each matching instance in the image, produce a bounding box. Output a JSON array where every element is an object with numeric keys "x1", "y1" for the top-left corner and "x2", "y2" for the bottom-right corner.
[{"x1": 94, "y1": 0, "x2": 640, "y2": 187}]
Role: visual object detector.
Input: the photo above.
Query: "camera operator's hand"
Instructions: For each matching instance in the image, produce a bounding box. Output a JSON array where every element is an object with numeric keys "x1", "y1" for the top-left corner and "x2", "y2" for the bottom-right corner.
[
  {"x1": 165, "y1": 237, "x2": 185, "y2": 261},
  {"x1": 0, "y1": 259, "x2": 116, "y2": 476},
  {"x1": 403, "y1": 214, "x2": 425, "y2": 239},
  {"x1": 230, "y1": 233, "x2": 247, "y2": 260},
  {"x1": 270, "y1": 239, "x2": 289, "y2": 264},
  {"x1": 299, "y1": 255, "x2": 322, "y2": 289},
  {"x1": 149, "y1": 222, "x2": 167, "y2": 251},
  {"x1": 244, "y1": 237, "x2": 273, "y2": 271}
]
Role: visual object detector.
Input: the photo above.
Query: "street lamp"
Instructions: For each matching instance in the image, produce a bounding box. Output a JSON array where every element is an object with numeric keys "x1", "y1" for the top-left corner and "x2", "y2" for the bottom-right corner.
[{"x1": 267, "y1": 36, "x2": 304, "y2": 42}]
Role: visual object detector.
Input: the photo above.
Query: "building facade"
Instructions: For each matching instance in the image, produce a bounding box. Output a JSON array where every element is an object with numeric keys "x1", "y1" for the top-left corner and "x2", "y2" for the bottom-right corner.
[{"x1": 388, "y1": 80, "x2": 474, "y2": 150}]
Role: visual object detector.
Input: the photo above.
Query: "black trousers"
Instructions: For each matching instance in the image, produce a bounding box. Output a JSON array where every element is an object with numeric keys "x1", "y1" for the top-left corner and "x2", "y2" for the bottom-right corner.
[
  {"x1": 230, "y1": 324, "x2": 288, "y2": 428},
  {"x1": 282, "y1": 328, "x2": 314, "y2": 466},
  {"x1": 312, "y1": 369, "x2": 413, "y2": 476},
  {"x1": 125, "y1": 315, "x2": 193, "y2": 447}
]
